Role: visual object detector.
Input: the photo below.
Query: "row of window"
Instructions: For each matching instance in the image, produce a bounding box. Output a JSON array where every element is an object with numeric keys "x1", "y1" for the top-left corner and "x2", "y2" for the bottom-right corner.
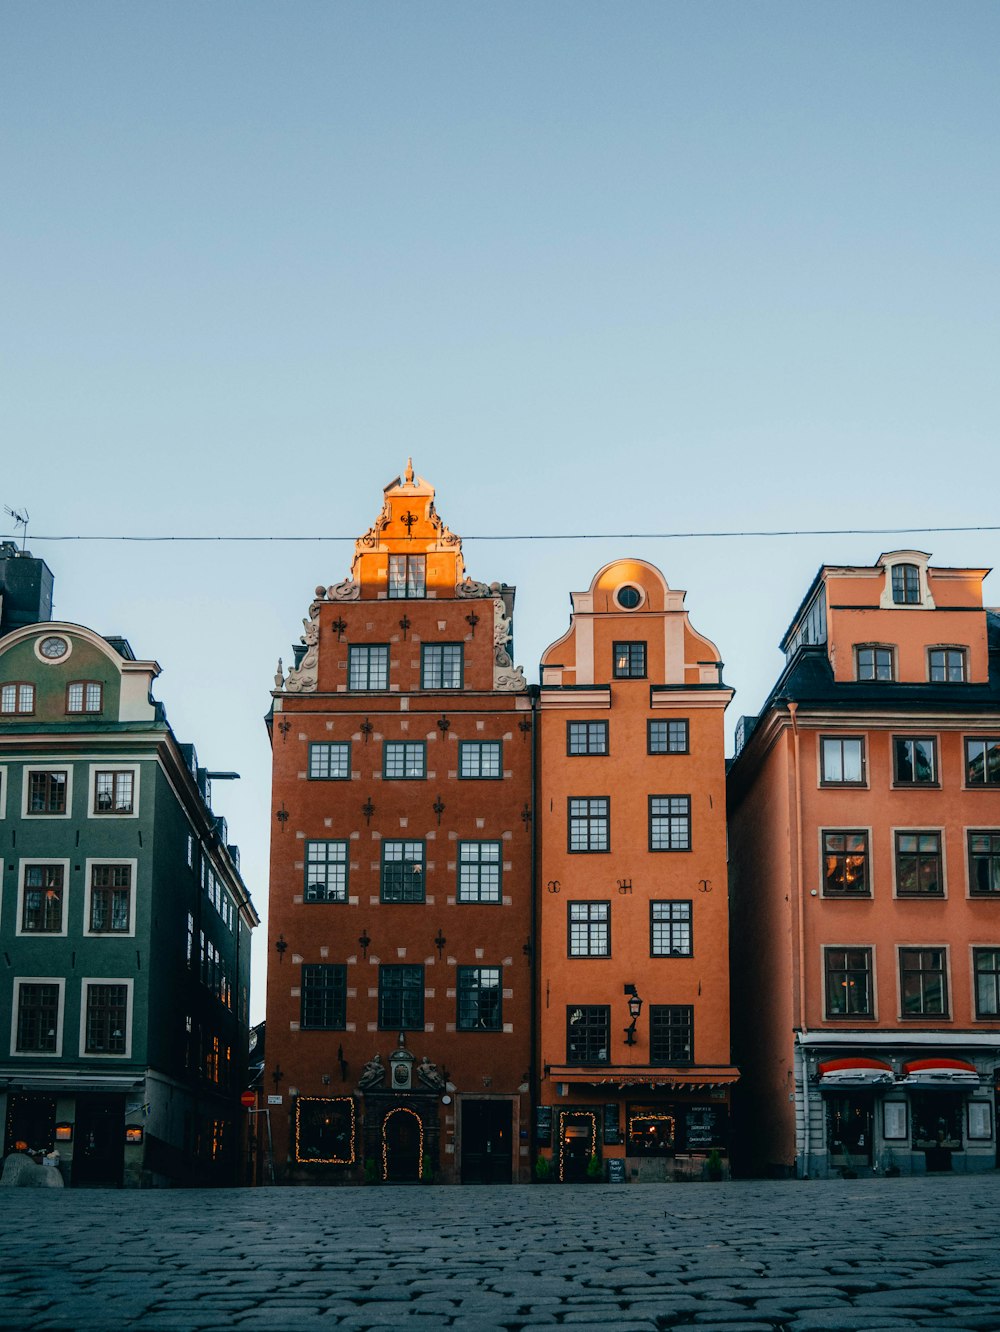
[
  {"x1": 825, "y1": 946, "x2": 1000, "y2": 1021},
  {"x1": 568, "y1": 900, "x2": 692, "y2": 957},
  {"x1": 11, "y1": 862, "x2": 135, "y2": 936},
  {"x1": 303, "y1": 839, "x2": 504, "y2": 904},
  {"x1": 567, "y1": 1004, "x2": 693, "y2": 1066},
  {"x1": 855, "y1": 644, "x2": 971, "y2": 684},
  {"x1": 821, "y1": 736, "x2": 1000, "y2": 787},
  {"x1": 823, "y1": 828, "x2": 1000, "y2": 897},
  {"x1": 309, "y1": 739, "x2": 504, "y2": 781},
  {"x1": 567, "y1": 719, "x2": 689, "y2": 756},
  {"x1": 4, "y1": 766, "x2": 136, "y2": 817},
  {"x1": 1, "y1": 680, "x2": 106, "y2": 716},
  {"x1": 186, "y1": 835, "x2": 237, "y2": 932},
  {"x1": 184, "y1": 914, "x2": 233, "y2": 1009},
  {"x1": 12, "y1": 979, "x2": 130, "y2": 1056},
  {"x1": 347, "y1": 643, "x2": 465, "y2": 690},
  {"x1": 567, "y1": 796, "x2": 691, "y2": 853},
  {"x1": 300, "y1": 963, "x2": 505, "y2": 1032}
]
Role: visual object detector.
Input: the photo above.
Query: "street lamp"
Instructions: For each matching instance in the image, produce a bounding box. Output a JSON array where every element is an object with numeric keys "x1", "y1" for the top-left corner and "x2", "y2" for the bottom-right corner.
[{"x1": 624, "y1": 984, "x2": 643, "y2": 1046}]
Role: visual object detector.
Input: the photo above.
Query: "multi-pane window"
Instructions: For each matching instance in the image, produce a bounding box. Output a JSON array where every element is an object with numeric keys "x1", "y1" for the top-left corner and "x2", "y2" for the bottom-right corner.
[
  {"x1": 304, "y1": 841, "x2": 349, "y2": 903},
  {"x1": 421, "y1": 643, "x2": 463, "y2": 689},
  {"x1": 28, "y1": 770, "x2": 67, "y2": 814},
  {"x1": 969, "y1": 832, "x2": 1000, "y2": 896},
  {"x1": 568, "y1": 797, "x2": 609, "y2": 852},
  {"x1": 566, "y1": 1005, "x2": 610, "y2": 1064},
  {"x1": 567, "y1": 722, "x2": 608, "y2": 756},
  {"x1": 929, "y1": 648, "x2": 966, "y2": 683},
  {"x1": 613, "y1": 641, "x2": 646, "y2": 678},
  {"x1": 820, "y1": 737, "x2": 865, "y2": 785},
  {"x1": 388, "y1": 554, "x2": 426, "y2": 599},
  {"x1": 15, "y1": 982, "x2": 60, "y2": 1053},
  {"x1": 825, "y1": 948, "x2": 874, "y2": 1018},
  {"x1": 823, "y1": 831, "x2": 870, "y2": 896},
  {"x1": 21, "y1": 866, "x2": 64, "y2": 932},
  {"x1": 648, "y1": 719, "x2": 689, "y2": 754},
  {"x1": 894, "y1": 737, "x2": 937, "y2": 785},
  {"x1": 856, "y1": 646, "x2": 894, "y2": 682},
  {"x1": 459, "y1": 740, "x2": 501, "y2": 778},
  {"x1": 381, "y1": 841, "x2": 425, "y2": 902},
  {"x1": 966, "y1": 738, "x2": 1000, "y2": 786},
  {"x1": 973, "y1": 950, "x2": 1000, "y2": 1019},
  {"x1": 900, "y1": 948, "x2": 948, "y2": 1017},
  {"x1": 308, "y1": 743, "x2": 350, "y2": 780},
  {"x1": 85, "y1": 984, "x2": 128, "y2": 1054},
  {"x1": 895, "y1": 832, "x2": 944, "y2": 896},
  {"x1": 90, "y1": 865, "x2": 131, "y2": 932},
  {"x1": 457, "y1": 841, "x2": 501, "y2": 903},
  {"x1": 891, "y1": 563, "x2": 921, "y2": 604},
  {"x1": 300, "y1": 964, "x2": 347, "y2": 1030},
  {"x1": 568, "y1": 901, "x2": 610, "y2": 957},
  {"x1": 348, "y1": 644, "x2": 389, "y2": 691},
  {"x1": 67, "y1": 681, "x2": 102, "y2": 713},
  {"x1": 94, "y1": 770, "x2": 134, "y2": 814},
  {"x1": 383, "y1": 742, "x2": 426, "y2": 779},
  {"x1": 649, "y1": 795, "x2": 691, "y2": 851},
  {"x1": 378, "y1": 964, "x2": 424, "y2": 1030},
  {"x1": 457, "y1": 966, "x2": 502, "y2": 1030},
  {"x1": 0, "y1": 683, "x2": 34, "y2": 714},
  {"x1": 650, "y1": 901, "x2": 692, "y2": 956},
  {"x1": 650, "y1": 1005, "x2": 694, "y2": 1065}
]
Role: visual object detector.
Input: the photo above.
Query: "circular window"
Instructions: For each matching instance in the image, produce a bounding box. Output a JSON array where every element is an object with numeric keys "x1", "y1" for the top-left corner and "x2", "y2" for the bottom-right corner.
[
  {"x1": 38, "y1": 635, "x2": 69, "y2": 661},
  {"x1": 616, "y1": 585, "x2": 642, "y2": 610}
]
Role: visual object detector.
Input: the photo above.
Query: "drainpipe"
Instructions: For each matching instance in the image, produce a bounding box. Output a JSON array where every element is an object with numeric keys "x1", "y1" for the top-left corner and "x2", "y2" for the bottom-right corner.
[
  {"x1": 528, "y1": 684, "x2": 540, "y2": 1180},
  {"x1": 788, "y1": 702, "x2": 810, "y2": 1176}
]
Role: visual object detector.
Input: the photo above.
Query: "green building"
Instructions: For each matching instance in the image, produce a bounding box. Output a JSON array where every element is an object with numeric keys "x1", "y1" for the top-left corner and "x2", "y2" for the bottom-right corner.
[{"x1": 0, "y1": 545, "x2": 258, "y2": 1186}]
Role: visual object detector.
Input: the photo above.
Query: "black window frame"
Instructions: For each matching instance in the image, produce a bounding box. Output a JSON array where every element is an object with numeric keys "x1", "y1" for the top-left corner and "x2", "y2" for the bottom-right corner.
[
  {"x1": 855, "y1": 645, "x2": 895, "y2": 682},
  {"x1": 89, "y1": 864, "x2": 132, "y2": 933},
  {"x1": 928, "y1": 647, "x2": 966, "y2": 683},
  {"x1": 93, "y1": 769, "x2": 134, "y2": 814},
  {"x1": 300, "y1": 964, "x2": 347, "y2": 1030},
  {"x1": 380, "y1": 840, "x2": 426, "y2": 903},
  {"x1": 895, "y1": 830, "x2": 944, "y2": 898},
  {"x1": 647, "y1": 719, "x2": 689, "y2": 755},
  {"x1": 308, "y1": 742, "x2": 351, "y2": 781},
  {"x1": 348, "y1": 644, "x2": 390, "y2": 691},
  {"x1": 458, "y1": 740, "x2": 502, "y2": 779},
  {"x1": 822, "y1": 829, "x2": 871, "y2": 897},
  {"x1": 21, "y1": 864, "x2": 65, "y2": 932},
  {"x1": 899, "y1": 947, "x2": 949, "y2": 1018},
  {"x1": 650, "y1": 900, "x2": 692, "y2": 957},
  {"x1": 891, "y1": 562, "x2": 921, "y2": 604},
  {"x1": 456, "y1": 840, "x2": 502, "y2": 904},
  {"x1": 304, "y1": 840, "x2": 349, "y2": 904},
  {"x1": 824, "y1": 947, "x2": 874, "y2": 1019},
  {"x1": 566, "y1": 1004, "x2": 611, "y2": 1065},
  {"x1": 84, "y1": 982, "x2": 128, "y2": 1055},
  {"x1": 456, "y1": 966, "x2": 502, "y2": 1031},
  {"x1": 567, "y1": 721, "x2": 609, "y2": 756},
  {"x1": 15, "y1": 981, "x2": 60, "y2": 1053},
  {"x1": 568, "y1": 797, "x2": 610, "y2": 853},
  {"x1": 378, "y1": 964, "x2": 424, "y2": 1031},
  {"x1": 420, "y1": 643, "x2": 464, "y2": 690},
  {"x1": 893, "y1": 736, "x2": 938, "y2": 786},
  {"x1": 820, "y1": 736, "x2": 866, "y2": 786},
  {"x1": 27, "y1": 770, "x2": 68, "y2": 815},
  {"x1": 613, "y1": 641, "x2": 647, "y2": 679},
  {"x1": 382, "y1": 741, "x2": 427, "y2": 780},
  {"x1": 649, "y1": 795, "x2": 691, "y2": 852},
  {"x1": 973, "y1": 948, "x2": 1000, "y2": 1019},
  {"x1": 966, "y1": 737, "x2": 1000, "y2": 787},
  {"x1": 969, "y1": 830, "x2": 1000, "y2": 896},
  {"x1": 567, "y1": 900, "x2": 610, "y2": 958},
  {"x1": 649, "y1": 1005, "x2": 694, "y2": 1065}
]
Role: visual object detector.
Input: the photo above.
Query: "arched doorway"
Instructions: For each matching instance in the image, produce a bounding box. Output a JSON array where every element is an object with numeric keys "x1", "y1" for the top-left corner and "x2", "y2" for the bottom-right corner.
[
  {"x1": 382, "y1": 1107, "x2": 422, "y2": 1182},
  {"x1": 558, "y1": 1110, "x2": 597, "y2": 1182}
]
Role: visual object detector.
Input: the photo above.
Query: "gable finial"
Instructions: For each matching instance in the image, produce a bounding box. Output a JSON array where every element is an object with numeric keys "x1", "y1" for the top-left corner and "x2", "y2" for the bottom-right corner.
[{"x1": 404, "y1": 457, "x2": 414, "y2": 484}]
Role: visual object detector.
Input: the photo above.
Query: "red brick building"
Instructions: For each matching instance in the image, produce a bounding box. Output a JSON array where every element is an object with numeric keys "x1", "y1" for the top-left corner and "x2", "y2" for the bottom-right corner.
[{"x1": 266, "y1": 464, "x2": 533, "y2": 1183}]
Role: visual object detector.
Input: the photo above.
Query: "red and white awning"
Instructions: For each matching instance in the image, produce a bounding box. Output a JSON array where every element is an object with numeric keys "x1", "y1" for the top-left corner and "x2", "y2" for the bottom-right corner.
[
  {"x1": 899, "y1": 1058, "x2": 980, "y2": 1089},
  {"x1": 818, "y1": 1057, "x2": 894, "y2": 1088}
]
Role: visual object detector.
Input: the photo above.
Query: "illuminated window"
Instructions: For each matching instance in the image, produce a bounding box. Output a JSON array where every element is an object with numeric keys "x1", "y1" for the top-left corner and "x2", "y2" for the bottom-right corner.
[
  {"x1": 613, "y1": 641, "x2": 646, "y2": 678},
  {"x1": 294, "y1": 1096, "x2": 356, "y2": 1164},
  {"x1": 824, "y1": 948, "x2": 873, "y2": 1018},
  {"x1": 823, "y1": 831, "x2": 870, "y2": 896}
]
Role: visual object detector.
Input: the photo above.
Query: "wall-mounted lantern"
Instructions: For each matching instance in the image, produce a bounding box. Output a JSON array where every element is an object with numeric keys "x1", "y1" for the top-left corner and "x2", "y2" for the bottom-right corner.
[{"x1": 623, "y1": 983, "x2": 643, "y2": 1046}]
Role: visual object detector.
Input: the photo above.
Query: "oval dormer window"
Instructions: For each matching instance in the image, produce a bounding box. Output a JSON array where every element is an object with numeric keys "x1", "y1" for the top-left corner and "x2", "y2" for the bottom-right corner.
[{"x1": 616, "y1": 585, "x2": 642, "y2": 610}]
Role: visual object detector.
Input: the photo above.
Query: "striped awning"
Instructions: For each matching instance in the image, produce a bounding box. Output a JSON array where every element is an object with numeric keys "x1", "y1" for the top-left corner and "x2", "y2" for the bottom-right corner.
[
  {"x1": 818, "y1": 1057, "x2": 894, "y2": 1088},
  {"x1": 899, "y1": 1058, "x2": 980, "y2": 1089}
]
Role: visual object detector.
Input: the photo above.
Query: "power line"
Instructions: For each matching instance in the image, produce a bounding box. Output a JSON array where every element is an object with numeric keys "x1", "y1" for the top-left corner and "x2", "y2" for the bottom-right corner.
[{"x1": 1, "y1": 524, "x2": 999, "y2": 544}]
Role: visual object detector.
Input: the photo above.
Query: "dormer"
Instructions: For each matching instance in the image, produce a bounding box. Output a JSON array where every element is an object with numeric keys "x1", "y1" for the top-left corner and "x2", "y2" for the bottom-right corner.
[
  {"x1": 877, "y1": 551, "x2": 935, "y2": 610},
  {"x1": 350, "y1": 459, "x2": 465, "y2": 599}
]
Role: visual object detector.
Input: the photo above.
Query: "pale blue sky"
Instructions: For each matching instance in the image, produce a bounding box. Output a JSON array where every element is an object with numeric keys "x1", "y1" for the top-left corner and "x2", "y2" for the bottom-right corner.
[{"x1": 3, "y1": 2, "x2": 998, "y2": 1019}]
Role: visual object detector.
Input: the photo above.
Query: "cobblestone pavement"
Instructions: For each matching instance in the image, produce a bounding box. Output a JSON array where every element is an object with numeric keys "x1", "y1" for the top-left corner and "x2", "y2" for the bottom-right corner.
[{"x1": 2, "y1": 1176, "x2": 1000, "y2": 1332}]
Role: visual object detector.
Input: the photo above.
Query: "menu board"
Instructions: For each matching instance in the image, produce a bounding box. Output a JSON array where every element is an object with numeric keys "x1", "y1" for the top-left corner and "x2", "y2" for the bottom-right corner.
[
  {"x1": 535, "y1": 1105, "x2": 553, "y2": 1147},
  {"x1": 603, "y1": 1103, "x2": 621, "y2": 1145},
  {"x1": 606, "y1": 1158, "x2": 626, "y2": 1184},
  {"x1": 685, "y1": 1105, "x2": 724, "y2": 1149}
]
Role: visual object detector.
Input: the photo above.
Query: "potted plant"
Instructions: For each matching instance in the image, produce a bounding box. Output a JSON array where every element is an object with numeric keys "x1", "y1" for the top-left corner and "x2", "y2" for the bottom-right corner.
[
  {"x1": 705, "y1": 1148, "x2": 724, "y2": 1182},
  {"x1": 586, "y1": 1153, "x2": 603, "y2": 1182},
  {"x1": 363, "y1": 1157, "x2": 379, "y2": 1184},
  {"x1": 534, "y1": 1154, "x2": 553, "y2": 1183}
]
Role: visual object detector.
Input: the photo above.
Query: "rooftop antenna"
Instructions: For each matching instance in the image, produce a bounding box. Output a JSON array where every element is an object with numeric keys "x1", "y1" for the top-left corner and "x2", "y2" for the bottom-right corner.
[{"x1": 3, "y1": 506, "x2": 29, "y2": 552}]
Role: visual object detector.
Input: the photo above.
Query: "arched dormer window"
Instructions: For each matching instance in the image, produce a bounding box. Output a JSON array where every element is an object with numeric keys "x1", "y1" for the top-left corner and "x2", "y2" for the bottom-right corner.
[{"x1": 891, "y1": 563, "x2": 921, "y2": 605}]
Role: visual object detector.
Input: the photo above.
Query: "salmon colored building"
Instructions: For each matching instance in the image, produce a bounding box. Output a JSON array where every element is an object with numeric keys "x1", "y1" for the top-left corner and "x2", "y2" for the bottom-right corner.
[
  {"x1": 266, "y1": 464, "x2": 533, "y2": 1184},
  {"x1": 728, "y1": 551, "x2": 1000, "y2": 1178},
  {"x1": 536, "y1": 559, "x2": 737, "y2": 1182}
]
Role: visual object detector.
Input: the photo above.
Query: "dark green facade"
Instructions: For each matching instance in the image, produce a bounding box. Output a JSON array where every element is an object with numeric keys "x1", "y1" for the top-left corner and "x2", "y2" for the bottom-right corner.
[{"x1": 1, "y1": 616, "x2": 257, "y2": 1186}]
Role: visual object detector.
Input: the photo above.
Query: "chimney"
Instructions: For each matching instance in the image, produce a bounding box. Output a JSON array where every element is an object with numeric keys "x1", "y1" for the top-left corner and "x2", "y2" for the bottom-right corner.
[{"x1": 0, "y1": 543, "x2": 55, "y2": 638}]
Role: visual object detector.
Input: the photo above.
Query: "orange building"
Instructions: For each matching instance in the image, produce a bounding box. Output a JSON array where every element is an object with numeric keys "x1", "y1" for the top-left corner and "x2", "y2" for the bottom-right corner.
[
  {"x1": 266, "y1": 464, "x2": 533, "y2": 1183},
  {"x1": 536, "y1": 560, "x2": 737, "y2": 1182},
  {"x1": 728, "y1": 551, "x2": 1000, "y2": 1178}
]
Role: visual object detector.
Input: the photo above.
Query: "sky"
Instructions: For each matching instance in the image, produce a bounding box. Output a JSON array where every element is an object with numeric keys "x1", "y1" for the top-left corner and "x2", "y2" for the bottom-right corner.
[{"x1": 2, "y1": 2, "x2": 998, "y2": 1022}]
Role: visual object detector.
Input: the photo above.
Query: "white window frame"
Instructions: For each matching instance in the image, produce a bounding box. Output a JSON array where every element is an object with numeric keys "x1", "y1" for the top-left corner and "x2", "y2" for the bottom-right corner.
[
  {"x1": 10, "y1": 976, "x2": 65, "y2": 1057},
  {"x1": 21, "y1": 764, "x2": 74, "y2": 820},
  {"x1": 79, "y1": 977, "x2": 134, "y2": 1059},
  {"x1": 16, "y1": 859, "x2": 71, "y2": 938},
  {"x1": 83, "y1": 857, "x2": 138, "y2": 939},
  {"x1": 87, "y1": 763, "x2": 140, "y2": 819}
]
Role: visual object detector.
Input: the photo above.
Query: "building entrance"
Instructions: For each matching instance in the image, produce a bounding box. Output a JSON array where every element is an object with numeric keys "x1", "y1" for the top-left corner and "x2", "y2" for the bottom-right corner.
[
  {"x1": 912, "y1": 1092, "x2": 962, "y2": 1172},
  {"x1": 4, "y1": 1093, "x2": 57, "y2": 1156},
  {"x1": 460, "y1": 1100, "x2": 512, "y2": 1184},
  {"x1": 558, "y1": 1111, "x2": 597, "y2": 1182},
  {"x1": 72, "y1": 1095, "x2": 124, "y2": 1187},
  {"x1": 826, "y1": 1093, "x2": 874, "y2": 1171},
  {"x1": 382, "y1": 1107, "x2": 421, "y2": 1182}
]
